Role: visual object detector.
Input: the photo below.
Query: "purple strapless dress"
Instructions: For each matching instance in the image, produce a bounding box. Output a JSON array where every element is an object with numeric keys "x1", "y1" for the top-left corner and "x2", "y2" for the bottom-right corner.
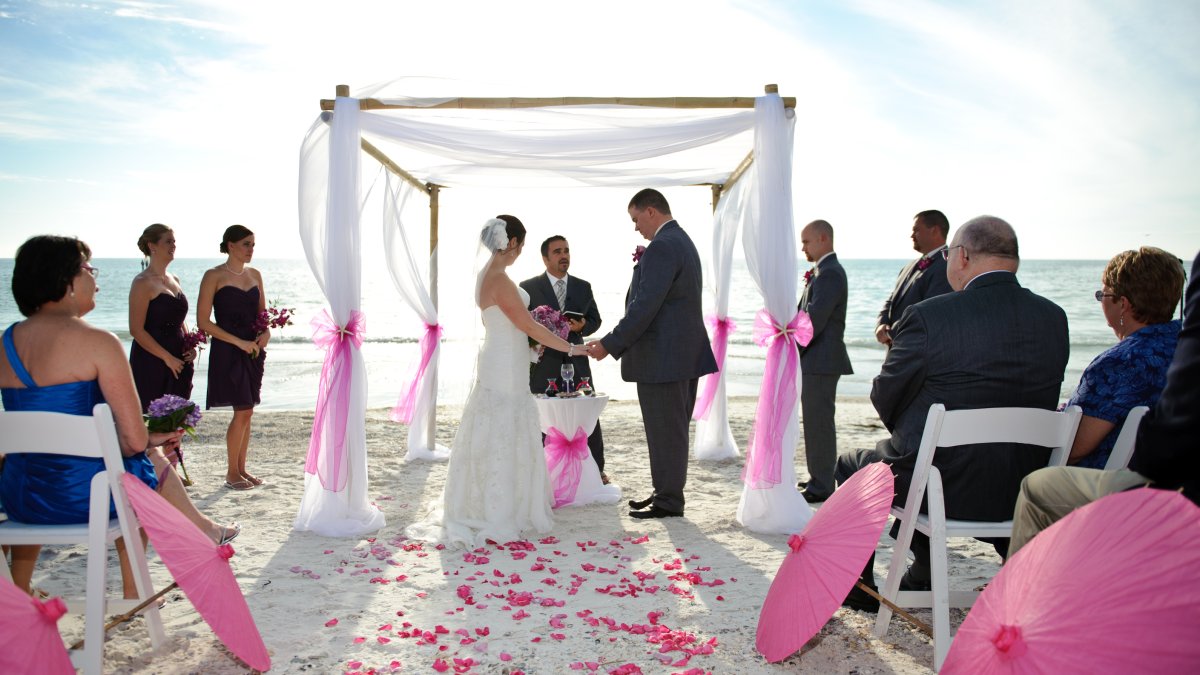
[
  {"x1": 129, "y1": 291, "x2": 194, "y2": 412},
  {"x1": 206, "y1": 286, "x2": 266, "y2": 410}
]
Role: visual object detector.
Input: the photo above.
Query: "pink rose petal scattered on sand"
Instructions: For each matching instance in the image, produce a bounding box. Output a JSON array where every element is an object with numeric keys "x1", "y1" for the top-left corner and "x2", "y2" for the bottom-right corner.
[
  {"x1": 499, "y1": 652, "x2": 512, "y2": 662},
  {"x1": 432, "y1": 658, "x2": 450, "y2": 672},
  {"x1": 324, "y1": 618, "x2": 339, "y2": 627}
]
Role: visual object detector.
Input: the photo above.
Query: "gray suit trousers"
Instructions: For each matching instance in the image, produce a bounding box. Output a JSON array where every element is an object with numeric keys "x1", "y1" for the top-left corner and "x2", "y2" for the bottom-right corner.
[
  {"x1": 801, "y1": 372, "x2": 840, "y2": 496},
  {"x1": 637, "y1": 378, "x2": 698, "y2": 513}
]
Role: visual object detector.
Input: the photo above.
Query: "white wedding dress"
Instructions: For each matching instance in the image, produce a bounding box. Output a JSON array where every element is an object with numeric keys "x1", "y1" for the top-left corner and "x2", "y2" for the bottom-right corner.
[{"x1": 407, "y1": 288, "x2": 554, "y2": 548}]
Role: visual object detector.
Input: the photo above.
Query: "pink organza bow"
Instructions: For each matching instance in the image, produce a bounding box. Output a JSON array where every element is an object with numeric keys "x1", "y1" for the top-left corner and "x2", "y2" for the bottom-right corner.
[
  {"x1": 544, "y1": 426, "x2": 590, "y2": 508},
  {"x1": 693, "y1": 315, "x2": 737, "y2": 421},
  {"x1": 742, "y1": 308, "x2": 813, "y2": 488},
  {"x1": 305, "y1": 309, "x2": 365, "y2": 491},
  {"x1": 391, "y1": 322, "x2": 443, "y2": 424},
  {"x1": 34, "y1": 596, "x2": 67, "y2": 622}
]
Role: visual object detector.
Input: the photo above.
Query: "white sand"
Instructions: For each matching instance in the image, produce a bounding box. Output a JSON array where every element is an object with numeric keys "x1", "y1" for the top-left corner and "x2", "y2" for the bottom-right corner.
[{"x1": 30, "y1": 396, "x2": 1003, "y2": 674}]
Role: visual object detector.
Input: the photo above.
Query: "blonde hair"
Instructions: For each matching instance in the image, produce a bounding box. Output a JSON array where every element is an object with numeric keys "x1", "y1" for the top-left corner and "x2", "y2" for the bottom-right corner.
[
  {"x1": 137, "y1": 223, "x2": 172, "y2": 256},
  {"x1": 1102, "y1": 247, "x2": 1186, "y2": 324}
]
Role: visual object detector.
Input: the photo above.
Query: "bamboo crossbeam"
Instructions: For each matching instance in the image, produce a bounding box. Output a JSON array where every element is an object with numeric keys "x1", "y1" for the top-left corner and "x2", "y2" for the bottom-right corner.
[
  {"x1": 721, "y1": 151, "x2": 756, "y2": 194},
  {"x1": 321, "y1": 95, "x2": 795, "y2": 111},
  {"x1": 360, "y1": 138, "x2": 429, "y2": 194}
]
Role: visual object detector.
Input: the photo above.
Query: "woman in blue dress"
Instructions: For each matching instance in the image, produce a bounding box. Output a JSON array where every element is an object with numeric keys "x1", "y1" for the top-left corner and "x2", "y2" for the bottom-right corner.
[
  {"x1": 0, "y1": 235, "x2": 239, "y2": 598},
  {"x1": 1065, "y1": 247, "x2": 1186, "y2": 468}
]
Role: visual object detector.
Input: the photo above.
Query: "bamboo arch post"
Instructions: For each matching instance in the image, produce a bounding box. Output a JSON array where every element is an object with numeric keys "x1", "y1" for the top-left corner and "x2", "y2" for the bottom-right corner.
[{"x1": 427, "y1": 184, "x2": 440, "y2": 453}]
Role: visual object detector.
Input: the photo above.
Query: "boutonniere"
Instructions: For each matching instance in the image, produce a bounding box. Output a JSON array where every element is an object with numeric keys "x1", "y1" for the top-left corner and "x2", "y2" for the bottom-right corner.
[
  {"x1": 916, "y1": 257, "x2": 933, "y2": 271},
  {"x1": 632, "y1": 245, "x2": 646, "y2": 264},
  {"x1": 803, "y1": 268, "x2": 815, "y2": 285}
]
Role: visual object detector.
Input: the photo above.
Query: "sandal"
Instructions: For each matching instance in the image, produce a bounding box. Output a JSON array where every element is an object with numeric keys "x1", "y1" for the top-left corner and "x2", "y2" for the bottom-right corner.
[
  {"x1": 217, "y1": 522, "x2": 241, "y2": 546},
  {"x1": 224, "y1": 479, "x2": 254, "y2": 491},
  {"x1": 242, "y1": 473, "x2": 264, "y2": 486}
]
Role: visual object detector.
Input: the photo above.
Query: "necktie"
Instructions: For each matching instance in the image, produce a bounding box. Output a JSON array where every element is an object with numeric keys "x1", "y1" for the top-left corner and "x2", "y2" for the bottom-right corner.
[{"x1": 555, "y1": 279, "x2": 567, "y2": 310}]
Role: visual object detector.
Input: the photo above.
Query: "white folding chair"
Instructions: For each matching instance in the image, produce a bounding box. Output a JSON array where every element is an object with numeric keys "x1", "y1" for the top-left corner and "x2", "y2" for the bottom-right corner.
[
  {"x1": 1103, "y1": 406, "x2": 1149, "y2": 471},
  {"x1": 873, "y1": 403, "x2": 1082, "y2": 670},
  {"x1": 0, "y1": 403, "x2": 164, "y2": 675}
]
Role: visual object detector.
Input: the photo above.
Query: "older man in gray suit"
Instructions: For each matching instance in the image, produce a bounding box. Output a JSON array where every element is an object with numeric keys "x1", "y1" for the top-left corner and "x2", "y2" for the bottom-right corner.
[
  {"x1": 836, "y1": 216, "x2": 1069, "y2": 612},
  {"x1": 796, "y1": 219, "x2": 852, "y2": 503},
  {"x1": 587, "y1": 189, "x2": 718, "y2": 519}
]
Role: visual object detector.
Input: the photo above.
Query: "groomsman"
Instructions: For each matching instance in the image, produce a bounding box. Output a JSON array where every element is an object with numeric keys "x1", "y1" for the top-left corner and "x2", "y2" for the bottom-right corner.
[
  {"x1": 796, "y1": 220, "x2": 852, "y2": 503},
  {"x1": 875, "y1": 210, "x2": 953, "y2": 346},
  {"x1": 586, "y1": 189, "x2": 717, "y2": 519},
  {"x1": 519, "y1": 235, "x2": 607, "y2": 480}
]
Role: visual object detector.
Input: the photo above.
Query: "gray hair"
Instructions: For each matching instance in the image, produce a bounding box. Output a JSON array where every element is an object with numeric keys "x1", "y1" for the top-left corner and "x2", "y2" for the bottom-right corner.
[{"x1": 957, "y1": 215, "x2": 1019, "y2": 260}]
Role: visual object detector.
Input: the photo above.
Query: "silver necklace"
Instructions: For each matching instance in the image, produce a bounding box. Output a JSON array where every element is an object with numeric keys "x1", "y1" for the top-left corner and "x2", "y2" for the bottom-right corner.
[{"x1": 224, "y1": 263, "x2": 246, "y2": 276}]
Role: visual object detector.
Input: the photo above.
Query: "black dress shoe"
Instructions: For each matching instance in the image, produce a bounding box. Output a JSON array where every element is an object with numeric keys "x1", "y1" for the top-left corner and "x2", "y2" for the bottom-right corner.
[
  {"x1": 899, "y1": 568, "x2": 932, "y2": 592},
  {"x1": 842, "y1": 584, "x2": 880, "y2": 613},
  {"x1": 628, "y1": 495, "x2": 654, "y2": 510},
  {"x1": 801, "y1": 489, "x2": 830, "y2": 504},
  {"x1": 629, "y1": 506, "x2": 684, "y2": 519},
  {"x1": 797, "y1": 480, "x2": 808, "y2": 490}
]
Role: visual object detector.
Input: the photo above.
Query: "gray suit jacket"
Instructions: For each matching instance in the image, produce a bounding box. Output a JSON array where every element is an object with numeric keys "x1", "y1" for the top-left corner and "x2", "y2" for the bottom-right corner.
[
  {"x1": 600, "y1": 221, "x2": 718, "y2": 383},
  {"x1": 869, "y1": 271, "x2": 1069, "y2": 520},
  {"x1": 878, "y1": 252, "x2": 953, "y2": 329},
  {"x1": 798, "y1": 253, "x2": 852, "y2": 376},
  {"x1": 519, "y1": 273, "x2": 601, "y2": 392}
]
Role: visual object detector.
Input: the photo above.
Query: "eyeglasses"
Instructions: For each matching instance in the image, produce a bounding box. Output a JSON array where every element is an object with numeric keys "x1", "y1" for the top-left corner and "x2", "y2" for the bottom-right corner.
[
  {"x1": 941, "y1": 245, "x2": 965, "y2": 261},
  {"x1": 81, "y1": 263, "x2": 100, "y2": 279},
  {"x1": 1094, "y1": 290, "x2": 1116, "y2": 302}
]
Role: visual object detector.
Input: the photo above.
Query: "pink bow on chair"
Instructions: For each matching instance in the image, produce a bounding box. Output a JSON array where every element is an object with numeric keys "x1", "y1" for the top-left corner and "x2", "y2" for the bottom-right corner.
[
  {"x1": 742, "y1": 308, "x2": 813, "y2": 489},
  {"x1": 305, "y1": 309, "x2": 365, "y2": 491},
  {"x1": 391, "y1": 322, "x2": 443, "y2": 424},
  {"x1": 693, "y1": 315, "x2": 737, "y2": 421},
  {"x1": 544, "y1": 426, "x2": 590, "y2": 508}
]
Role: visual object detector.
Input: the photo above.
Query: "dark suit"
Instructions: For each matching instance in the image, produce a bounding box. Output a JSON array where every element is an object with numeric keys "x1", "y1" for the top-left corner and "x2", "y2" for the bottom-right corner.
[
  {"x1": 797, "y1": 253, "x2": 853, "y2": 496},
  {"x1": 840, "y1": 271, "x2": 1069, "y2": 520},
  {"x1": 600, "y1": 220, "x2": 718, "y2": 512},
  {"x1": 1130, "y1": 251, "x2": 1200, "y2": 504},
  {"x1": 519, "y1": 273, "x2": 606, "y2": 471},
  {"x1": 877, "y1": 250, "x2": 953, "y2": 337}
]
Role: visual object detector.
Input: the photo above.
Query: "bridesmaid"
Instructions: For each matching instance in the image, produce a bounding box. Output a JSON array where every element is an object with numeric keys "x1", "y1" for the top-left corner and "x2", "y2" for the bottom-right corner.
[
  {"x1": 128, "y1": 224, "x2": 196, "y2": 413},
  {"x1": 197, "y1": 225, "x2": 268, "y2": 491}
]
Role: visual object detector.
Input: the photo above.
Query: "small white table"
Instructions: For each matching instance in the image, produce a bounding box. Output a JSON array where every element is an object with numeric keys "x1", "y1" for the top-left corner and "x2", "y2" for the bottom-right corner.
[{"x1": 534, "y1": 394, "x2": 622, "y2": 508}]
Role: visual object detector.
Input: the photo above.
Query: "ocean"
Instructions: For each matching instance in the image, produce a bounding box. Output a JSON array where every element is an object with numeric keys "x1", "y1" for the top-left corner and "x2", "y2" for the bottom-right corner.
[{"x1": 0, "y1": 257, "x2": 1116, "y2": 410}]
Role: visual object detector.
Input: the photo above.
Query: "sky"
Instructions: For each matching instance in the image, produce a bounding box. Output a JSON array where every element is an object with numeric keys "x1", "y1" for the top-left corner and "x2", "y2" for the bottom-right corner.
[{"x1": 1, "y1": 0, "x2": 1198, "y2": 262}]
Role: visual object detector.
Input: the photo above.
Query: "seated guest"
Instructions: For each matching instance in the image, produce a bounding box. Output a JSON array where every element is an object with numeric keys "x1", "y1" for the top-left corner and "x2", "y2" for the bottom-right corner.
[
  {"x1": 1064, "y1": 247, "x2": 1185, "y2": 468},
  {"x1": 835, "y1": 216, "x2": 1069, "y2": 611},
  {"x1": 1010, "y1": 250, "x2": 1199, "y2": 556},
  {"x1": 1, "y1": 235, "x2": 239, "y2": 598}
]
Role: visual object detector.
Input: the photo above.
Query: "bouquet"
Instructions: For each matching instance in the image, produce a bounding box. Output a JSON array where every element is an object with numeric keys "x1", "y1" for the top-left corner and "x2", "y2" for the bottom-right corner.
[
  {"x1": 528, "y1": 305, "x2": 570, "y2": 363},
  {"x1": 145, "y1": 394, "x2": 202, "y2": 485},
  {"x1": 254, "y1": 303, "x2": 295, "y2": 335},
  {"x1": 182, "y1": 327, "x2": 207, "y2": 354}
]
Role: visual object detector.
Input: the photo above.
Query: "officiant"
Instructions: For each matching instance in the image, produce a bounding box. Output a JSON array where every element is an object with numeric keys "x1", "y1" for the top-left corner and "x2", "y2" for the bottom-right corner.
[{"x1": 520, "y1": 235, "x2": 608, "y2": 483}]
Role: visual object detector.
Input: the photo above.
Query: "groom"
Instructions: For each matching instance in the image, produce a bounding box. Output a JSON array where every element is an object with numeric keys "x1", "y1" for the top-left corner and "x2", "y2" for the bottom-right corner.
[{"x1": 586, "y1": 189, "x2": 717, "y2": 519}]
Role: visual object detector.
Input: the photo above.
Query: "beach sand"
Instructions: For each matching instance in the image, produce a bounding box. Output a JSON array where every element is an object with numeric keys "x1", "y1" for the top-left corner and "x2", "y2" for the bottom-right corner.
[{"x1": 33, "y1": 396, "x2": 1004, "y2": 674}]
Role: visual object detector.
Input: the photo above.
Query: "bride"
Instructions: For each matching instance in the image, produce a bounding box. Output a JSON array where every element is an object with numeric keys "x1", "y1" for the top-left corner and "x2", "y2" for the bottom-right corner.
[{"x1": 407, "y1": 215, "x2": 579, "y2": 547}]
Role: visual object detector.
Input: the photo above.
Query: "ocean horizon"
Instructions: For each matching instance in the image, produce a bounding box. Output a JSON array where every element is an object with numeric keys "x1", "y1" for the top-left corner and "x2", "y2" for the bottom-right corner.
[{"x1": 0, "y1": 256, "x2": 1121, "y2": 411}]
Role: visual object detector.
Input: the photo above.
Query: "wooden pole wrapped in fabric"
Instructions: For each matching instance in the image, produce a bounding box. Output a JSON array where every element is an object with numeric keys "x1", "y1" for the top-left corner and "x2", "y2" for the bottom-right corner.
[
  {"x1": 320, "y1": 94, "x2": 796, "y2": 111},
  {"x1": 427, "y1": 184, "x2": 440, "y2": 454}
]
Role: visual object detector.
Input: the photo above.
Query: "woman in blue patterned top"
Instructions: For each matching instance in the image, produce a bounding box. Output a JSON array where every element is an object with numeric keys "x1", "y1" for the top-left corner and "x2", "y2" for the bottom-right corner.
[{"x1": 1066, "y1": 247, "x2": 1186, "y2": 468}]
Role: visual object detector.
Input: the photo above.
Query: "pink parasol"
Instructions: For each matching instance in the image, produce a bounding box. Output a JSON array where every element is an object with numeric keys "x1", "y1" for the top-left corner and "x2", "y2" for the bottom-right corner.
[
  {"x1": 120, "y1": 474, "x2": 270, "y2": 671},
  {"x1": 0, "y1": 577, "x2": 74, "y2": 674},
  {"x1": 942, "y1": 487, "x2": 1200, "y2": 673},
  {"x1": 756, "y1": 462, "x2": 894, "y2": 662}
]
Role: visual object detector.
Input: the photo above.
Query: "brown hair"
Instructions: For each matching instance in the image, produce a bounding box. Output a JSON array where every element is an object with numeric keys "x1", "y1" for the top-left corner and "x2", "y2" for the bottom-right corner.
[
  {"x1": 495, "y1": 215, "x2": 526, "y2": 246},
  {"x1": 137, "y1": 223, "x2": 172, "y2": 256},
  {"x1": 1102, "y1": 247, "x2": 1186, "y2": 324},
  {"x1": 220, "y1": 224, "x2": 254, "y2": 253},
  {"x1": 628, "y1": 188, "x2": 672, "y2": 216}
]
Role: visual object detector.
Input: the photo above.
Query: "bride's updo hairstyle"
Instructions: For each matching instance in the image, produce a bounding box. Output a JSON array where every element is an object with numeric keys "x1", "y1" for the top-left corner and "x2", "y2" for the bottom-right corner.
[
  {"x1": 480, "y1": 214, "x2": 526, "y2": 252},
  {"x1": 220, "y1": 224, "x2": 254, "y2": 253},
  {"x1": 137, "y1": 223, "x2": 172, "y2": 256}
]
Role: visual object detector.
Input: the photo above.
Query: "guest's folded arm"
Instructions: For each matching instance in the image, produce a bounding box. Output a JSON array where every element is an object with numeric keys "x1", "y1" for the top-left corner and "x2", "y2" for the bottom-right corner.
[{"x1": 1066, "y1": 414, "x2": 1116, "y2": 464}]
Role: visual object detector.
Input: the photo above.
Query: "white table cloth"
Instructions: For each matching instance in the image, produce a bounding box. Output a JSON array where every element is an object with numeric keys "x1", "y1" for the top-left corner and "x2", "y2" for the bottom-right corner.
[{"x1": 534, "y1": 394, "x2": 622, "y2": 507}]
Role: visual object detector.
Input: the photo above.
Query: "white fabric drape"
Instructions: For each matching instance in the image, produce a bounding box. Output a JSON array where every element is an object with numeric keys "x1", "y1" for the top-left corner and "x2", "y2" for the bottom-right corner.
[
  {"x1": 693, "y1": 174, "x2": 749, "y2": 460},
  {"x1": 381, "y1": 175, "x2": 450, "y2": 460},
  {"x1": 294, "y1": 97, "x2": 386, "y2": 537},
  {"x1": 736, "y1": 94, "x2": 812, "y2": 535}
]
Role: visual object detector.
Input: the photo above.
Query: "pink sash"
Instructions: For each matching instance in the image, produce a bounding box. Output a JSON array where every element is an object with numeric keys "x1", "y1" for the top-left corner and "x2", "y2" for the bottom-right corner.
[
  {"x1": 305, "y1": 309, "x2": 365, "y2": 491},
  {"x1": 742, "y1": 308, "x2": 812, "y2": 488},
  {"x1": 693, "y1": 315, "x2": 736, "y2": 421},
  {"x1": 544, "y1": 426, "x2": 590, "y2": 508},
  {"x1": 390, "y1": 322, "x2": 443, "y2": 423}
]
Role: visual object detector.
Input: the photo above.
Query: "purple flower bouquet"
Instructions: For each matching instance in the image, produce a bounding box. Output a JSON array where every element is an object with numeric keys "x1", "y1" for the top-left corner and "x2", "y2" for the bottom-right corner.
[
  {"x1": 145, "y1": 394, "x2": 202, "y2": 485},
  {"x1": 528, "y1": 305, "x2": 570, "y2": 363},
  {"x1": 182, "y1": 327, "x2": 207, "y2": 354},
  {"x1": 253, "y1": 303, "x2": 296, "y2": 335}
]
